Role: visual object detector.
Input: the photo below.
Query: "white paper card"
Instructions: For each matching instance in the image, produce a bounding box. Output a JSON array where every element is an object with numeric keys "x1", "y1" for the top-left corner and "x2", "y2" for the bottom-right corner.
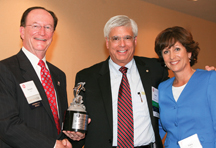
[
  {"x1": 20, "y1": 80, "x2": 42, "y2": 104},
  {"x1": 152, "y1": 86, "x2": 158, "y2": 103},
  {"x1": 178, "y1": 134, "x2": 202, "y2": 148}
]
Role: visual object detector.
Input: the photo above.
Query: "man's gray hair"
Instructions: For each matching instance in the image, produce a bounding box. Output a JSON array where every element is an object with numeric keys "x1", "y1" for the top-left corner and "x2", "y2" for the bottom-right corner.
[{"x1": 104, "y1": 15, "x2": 138, "y2": 38}]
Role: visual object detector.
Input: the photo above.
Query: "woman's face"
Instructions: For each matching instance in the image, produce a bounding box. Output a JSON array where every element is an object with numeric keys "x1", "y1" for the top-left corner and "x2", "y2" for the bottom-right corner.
[{"x1": 162, "y1": 41, "x2": 192, "y2": 73}]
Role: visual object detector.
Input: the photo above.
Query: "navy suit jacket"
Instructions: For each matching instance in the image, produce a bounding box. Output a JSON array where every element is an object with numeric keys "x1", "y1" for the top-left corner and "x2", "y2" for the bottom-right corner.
[
  {"x1": 72, "y1": 56, "x2": 168, "y2": 148},
  {"x1": 0, "y1": 50, "x2": 68, "y2": 148}
]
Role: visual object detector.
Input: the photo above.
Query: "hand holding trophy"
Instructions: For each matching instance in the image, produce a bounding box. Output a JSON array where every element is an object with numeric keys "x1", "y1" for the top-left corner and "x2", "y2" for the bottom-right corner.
[{"x1": 63, "y1": 82, "x2": 88, "y2": 133}]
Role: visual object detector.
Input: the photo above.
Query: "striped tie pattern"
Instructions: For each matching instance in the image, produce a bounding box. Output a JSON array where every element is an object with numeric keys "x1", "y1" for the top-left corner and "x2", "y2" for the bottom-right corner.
[
  {"x1": 38, "y1": 60, "x2": 61, "y2": 134},
  {"x1": 117, "y1": 66, "x2": 134, "y2": 148}
]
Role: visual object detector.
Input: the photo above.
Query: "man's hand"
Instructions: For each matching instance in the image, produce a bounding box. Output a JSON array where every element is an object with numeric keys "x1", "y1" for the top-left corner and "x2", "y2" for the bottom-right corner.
[
  {"x1": 63, "y1": 118, "x2": 91, "y2": 141},
  {"x1": 55, "y1": 139, "x2": 72, "y2": 148},
  {"x1": 63, "y1": 131, "x2": 85, "y2": 141},
  {"x1": 205, "y1": 65, "x2": 216, "y2": 71}
]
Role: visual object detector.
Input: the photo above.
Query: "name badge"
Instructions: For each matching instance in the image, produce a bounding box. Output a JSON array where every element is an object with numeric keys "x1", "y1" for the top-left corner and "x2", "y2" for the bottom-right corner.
[
  {"x1": 20, "y1": 80, "x2": 42, "y2": 109},
  {"x1": 178, "y1": 134, "x2": 203, "y2": 148},
  {"x1": 152, "y1": 86, "x2": 159, "y2": 118}
]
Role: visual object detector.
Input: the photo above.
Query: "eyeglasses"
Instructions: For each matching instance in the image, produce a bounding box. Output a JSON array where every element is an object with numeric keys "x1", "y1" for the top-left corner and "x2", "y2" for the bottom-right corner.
[
  {"x1": 109, "y1": 35, "x2": 135, "y2": 44},
  {"x1": 26, "y1": 23, "x2": 54, "y2": 33}
]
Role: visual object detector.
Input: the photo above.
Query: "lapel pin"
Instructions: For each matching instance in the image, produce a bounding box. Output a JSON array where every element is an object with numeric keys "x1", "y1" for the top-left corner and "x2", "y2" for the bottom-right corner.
[
  {"x1": 146, "y1": 69, "x2": 149, "y2": 72},
  {"x1": 57, "y1": 81, "x2": 60, "y2": 86}
]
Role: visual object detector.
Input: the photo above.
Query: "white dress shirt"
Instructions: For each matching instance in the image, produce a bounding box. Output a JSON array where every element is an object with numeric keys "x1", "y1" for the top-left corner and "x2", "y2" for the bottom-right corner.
[{"x1": 109, "y1": 58, "x2": 155, "y2": 146}]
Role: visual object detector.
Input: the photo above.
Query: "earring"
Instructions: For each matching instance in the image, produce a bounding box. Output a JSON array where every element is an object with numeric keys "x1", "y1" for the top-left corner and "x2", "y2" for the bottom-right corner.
[
  {"x1": 189, "y1": 57, "x2": 191, "y2": 62},
  {"x1": 164, "y1": 64, "x2": 167, "y2": 67}
]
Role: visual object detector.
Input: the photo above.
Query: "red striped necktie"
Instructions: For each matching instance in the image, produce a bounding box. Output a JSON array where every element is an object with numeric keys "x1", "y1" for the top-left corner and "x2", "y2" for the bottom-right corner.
[
  {"x1": 38, "y1": 60, "x2": 61, "y2": 134},
  {"x1": 117, "y1": 66, "x2": 134, "y2": 148}
]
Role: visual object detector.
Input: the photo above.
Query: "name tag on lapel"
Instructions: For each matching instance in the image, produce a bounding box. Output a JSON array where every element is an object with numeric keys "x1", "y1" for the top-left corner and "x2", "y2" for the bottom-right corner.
[
  {"x1": 152, "y1": 86, "x2": 159, "y2": 118},
  {"x1": 20, "y1": 80, "x2": 42, "y2": 109}
]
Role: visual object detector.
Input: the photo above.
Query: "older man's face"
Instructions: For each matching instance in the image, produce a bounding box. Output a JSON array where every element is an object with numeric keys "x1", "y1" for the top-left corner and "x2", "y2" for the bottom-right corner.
[
  {"x1": 106, "y1": 26, "x2": 137, "y2": 66},
  {"x1": 20, "y1": 9, "x2": 54, "y2": 59}
]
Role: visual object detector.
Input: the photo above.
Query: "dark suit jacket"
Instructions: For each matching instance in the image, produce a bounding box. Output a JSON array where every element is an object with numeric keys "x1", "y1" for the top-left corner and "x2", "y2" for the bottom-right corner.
[
  {"x1": 73, "y1": 56, "x2": 168, "y2": 148},
  {"x1": 0, "y1": 50, "x2": 68, "y2": 148}
]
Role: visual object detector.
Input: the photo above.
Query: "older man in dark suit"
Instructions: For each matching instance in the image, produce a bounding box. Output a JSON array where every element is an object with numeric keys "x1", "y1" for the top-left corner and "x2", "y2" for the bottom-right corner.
[
  {"x1": 0, "y1": 6, "x2": 72, "y2": 148},
  {"x1": 72, "y1": 15, "x2": 168, "y2": 148}
]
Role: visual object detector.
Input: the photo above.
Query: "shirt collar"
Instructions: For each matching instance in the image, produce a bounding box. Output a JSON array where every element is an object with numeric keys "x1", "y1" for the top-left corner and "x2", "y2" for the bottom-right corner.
[
  {"x1": 109, "y1": 58, "x2": 134, "y2": 75},
  {"x1": 22, "y1": 47, "x2": 47, "y2": 68}
]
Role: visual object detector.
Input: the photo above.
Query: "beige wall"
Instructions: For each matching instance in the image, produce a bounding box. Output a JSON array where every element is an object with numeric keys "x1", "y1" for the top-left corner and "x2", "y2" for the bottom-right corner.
[{"x1": 1, "y1": 0, "x2": 216, "y2": 103}]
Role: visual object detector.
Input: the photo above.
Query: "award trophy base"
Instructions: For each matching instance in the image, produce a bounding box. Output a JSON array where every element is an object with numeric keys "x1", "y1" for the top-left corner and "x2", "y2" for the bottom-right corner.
[{"x1": 63, "y1": 110, "x2": 88, "y2": 133}]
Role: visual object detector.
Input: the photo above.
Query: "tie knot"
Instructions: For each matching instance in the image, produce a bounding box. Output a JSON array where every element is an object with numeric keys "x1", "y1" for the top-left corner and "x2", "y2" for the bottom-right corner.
[
  {"x1": 38, "y1": 60, "x2": 45, "y2": 68},
  {"x1": 119, "y1": 66, "x2": 128, "y2": 74}
]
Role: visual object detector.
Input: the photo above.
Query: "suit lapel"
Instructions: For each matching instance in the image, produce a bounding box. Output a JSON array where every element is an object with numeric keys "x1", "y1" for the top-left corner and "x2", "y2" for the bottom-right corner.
[
  {"x1": 98, "y1": 58, "x2": 113, "y2": 133},
  {"x1": 17, "y1": 50, "x2": 56, "y2": 126},
  {"x1": 48, "y1": 63, "x2": 64, "y2": 124},
  {"x1": 134, "y1": 57, "x2": 154, "y2": 123}
]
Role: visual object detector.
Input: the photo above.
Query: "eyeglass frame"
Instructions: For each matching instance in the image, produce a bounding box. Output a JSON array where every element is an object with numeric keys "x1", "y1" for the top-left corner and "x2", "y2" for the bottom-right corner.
[
  {"x1": 25, "y1": 23, "x2": 54, "y2": 33},
  {"x1": 108, "y1": 35, "x2": 136, "y2": 44}
]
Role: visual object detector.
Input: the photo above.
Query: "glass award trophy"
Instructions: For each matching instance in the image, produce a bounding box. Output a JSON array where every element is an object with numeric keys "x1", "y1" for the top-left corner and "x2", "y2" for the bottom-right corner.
[{"x1": 63, "y1": 82, "x2": 88, "y2": 133}]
